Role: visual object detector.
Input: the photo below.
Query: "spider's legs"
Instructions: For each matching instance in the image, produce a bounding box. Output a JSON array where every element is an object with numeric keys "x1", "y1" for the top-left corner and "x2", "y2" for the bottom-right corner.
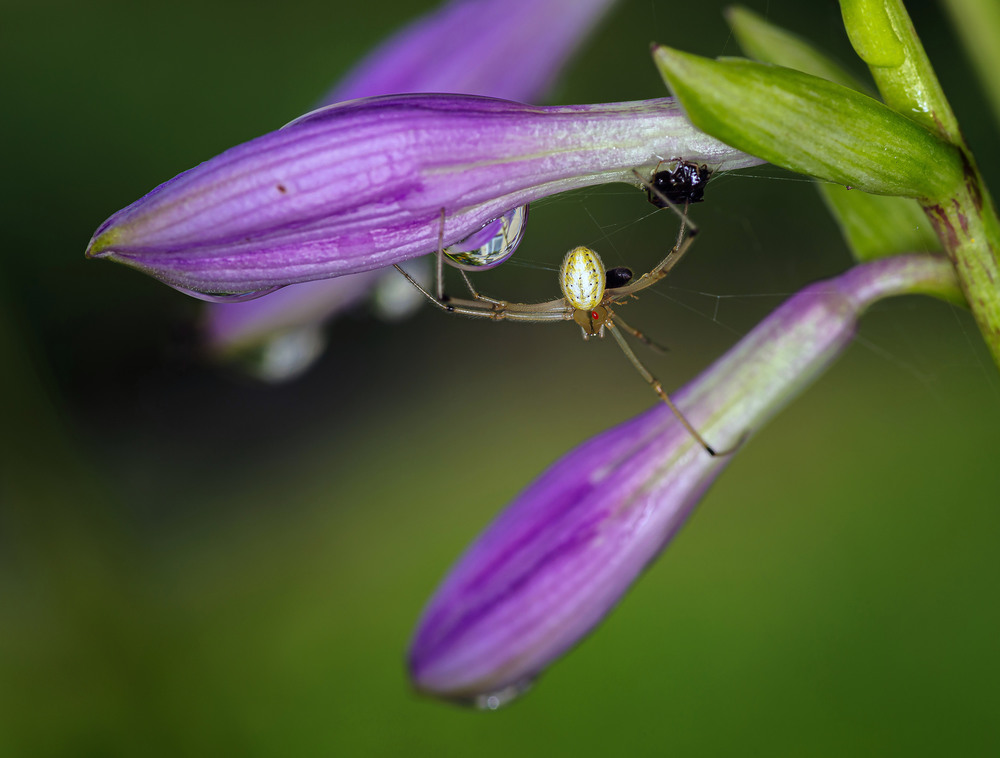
[
  {"x1": 604, "y1": 171, "x2": 700, "y2": 299},
  {"x1": 646, "y1": 208, "x2": 698, "y2": 281},
  {"x1": 611, "y1": 312, "x2": 669, "y2": 354},
  {"x1": 394, "y1": 263, "x2": 502, "y2": 319},
  {"x1": 456, "y1": 268, "x2": 504, "y2": 307},
  {"x1": 631, "y1": 167, "x2": 700, "y2": 236},
  {"x1": 426, "y1": 207, "x2": 512, "y2": 308},
  {"x1": 433, "y1": 207, "x2": 447, "y2": 301},
  {"x1": 607, "y1": 220, "x2": 696, "y2": 297},
  {"x1": 394, "y1": 262, "x2": 573, "y2": 324},
  {"x1": 605, "y1": 316, "x2": 740, "y2": 457}
]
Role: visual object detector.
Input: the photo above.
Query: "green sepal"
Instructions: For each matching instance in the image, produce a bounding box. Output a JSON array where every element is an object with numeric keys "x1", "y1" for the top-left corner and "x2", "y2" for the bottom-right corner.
[
  {"x1": 726, "y1": 5, "x2": 874, "y2": 95},
  {"x1": 840, "y1": 0, "x2": 905, "y2": 67},
  {"x1": 724, "y1": 7, "x2": 936, "y2": 264},
  {"x1": 818, "y1": 184, "x2": 941, "y2": 262},
  {"x1": 839, "y1": 0, "x2": 959, "y2": 140},
  {"x1": 652, "y1": 46, "x2": 963, "y2": 201},
  {"x1": 840, "y1": 0, "x2": 1000, "y2": 370}
]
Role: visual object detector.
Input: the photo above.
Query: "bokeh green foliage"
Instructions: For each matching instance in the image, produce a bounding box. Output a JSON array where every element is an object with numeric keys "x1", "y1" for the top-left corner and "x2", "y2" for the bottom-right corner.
[{"x1": 1, "y1": 1, "x2": 998, "y2": 756}]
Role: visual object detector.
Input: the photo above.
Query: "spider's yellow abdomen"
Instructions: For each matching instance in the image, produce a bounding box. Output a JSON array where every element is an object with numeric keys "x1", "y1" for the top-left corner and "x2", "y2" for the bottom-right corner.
[{"x1": 560, "y1": 246, "x2": 605, "y2": 311}]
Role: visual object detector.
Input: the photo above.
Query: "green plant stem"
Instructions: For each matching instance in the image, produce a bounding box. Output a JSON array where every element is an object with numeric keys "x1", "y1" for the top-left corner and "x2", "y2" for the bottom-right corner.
[
  {"x1": 922, "y1": 181, "x2": 1000, "y2": 361},
  {"x1": 841, "y1": 0, "x2": 1000, "y2": 369}
]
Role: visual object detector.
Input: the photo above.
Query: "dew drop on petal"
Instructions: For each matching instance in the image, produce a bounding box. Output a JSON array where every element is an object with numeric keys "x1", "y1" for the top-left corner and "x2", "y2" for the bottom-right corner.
[
  {"x1": 443, "y1": 205, "x2": 528, "y2": 271},
  {"x1": 165, "y1": 282, "x2": 286, "y2": 303},
  {"x1": 472, "y1": 678, "x2": 534, "y2": 711}
]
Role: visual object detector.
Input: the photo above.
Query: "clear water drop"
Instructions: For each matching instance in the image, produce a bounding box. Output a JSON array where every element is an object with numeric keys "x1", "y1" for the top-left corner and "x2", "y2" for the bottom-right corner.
[
  {"x1": 166, "y1": 282, "x2": 285, "y2": 303},
  {"x1": 472, "y1": 678, "x2": 534, "y2": 711},
  {"x1": 443, "y1": 205, "x2": 528, "y2": 271}
]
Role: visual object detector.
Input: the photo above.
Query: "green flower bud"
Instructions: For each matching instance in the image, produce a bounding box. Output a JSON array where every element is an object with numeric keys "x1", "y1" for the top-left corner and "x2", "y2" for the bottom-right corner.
[
  {"x1": 726, "y1": 5, "x2": 874, "y2": 95},
  {"x1": 652, "y1": 45, "x2": 963, "y2": 201}
]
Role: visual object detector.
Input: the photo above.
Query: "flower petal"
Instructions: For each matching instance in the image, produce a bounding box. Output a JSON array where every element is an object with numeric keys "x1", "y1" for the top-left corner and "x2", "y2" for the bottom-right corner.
[
  {"x1": 408, "y1": 254, "x2": 961, "y2": 706},
  {"x1": 86, "y1": 95, "x2": 762, "y2": 296},
  {"x1": 207, "y1": 0, "x2": 620, "y2": 356}
]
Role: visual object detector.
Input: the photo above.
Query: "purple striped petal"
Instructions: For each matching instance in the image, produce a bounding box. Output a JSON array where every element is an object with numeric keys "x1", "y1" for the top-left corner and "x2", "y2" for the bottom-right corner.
[
  {"x1": 408, "y1": 254, "x2": 961, "y2": 707},
  {"x1": 207, "y1": 0, "x2": 618, "y2": 357},
  {"x1": 85, "y1": 94, "x2": 763, "y2": 297}
]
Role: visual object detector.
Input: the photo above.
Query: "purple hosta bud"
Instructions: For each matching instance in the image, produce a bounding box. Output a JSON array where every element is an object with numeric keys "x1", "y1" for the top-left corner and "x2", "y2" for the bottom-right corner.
[
  {"x1": 205, "y1": 205, "x2": 521, "y2": 365},
  {"x1": 408, "y1": 254, "x2": 961, "y2": 707},
  {"x1": 207, "y1": 0, "x2": 618, "y2": 362},
  {"x1": 85, "y1": 94, "x2": 763, "y2": 298}
]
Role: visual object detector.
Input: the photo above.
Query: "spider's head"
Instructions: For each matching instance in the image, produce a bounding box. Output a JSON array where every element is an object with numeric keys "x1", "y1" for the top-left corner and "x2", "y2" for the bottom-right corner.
[{"x1": 573, "y1": 305, "x2": 610, "y2": 339}]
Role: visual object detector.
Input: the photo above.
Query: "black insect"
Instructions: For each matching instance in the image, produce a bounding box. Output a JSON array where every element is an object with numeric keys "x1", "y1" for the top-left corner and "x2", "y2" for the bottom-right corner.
[
  {"x1": 646, "y1": 161, "x2": 712, "y2": 207},
  {"x1": 604, "y1": 266, "x2": 633, "y2": 289}
]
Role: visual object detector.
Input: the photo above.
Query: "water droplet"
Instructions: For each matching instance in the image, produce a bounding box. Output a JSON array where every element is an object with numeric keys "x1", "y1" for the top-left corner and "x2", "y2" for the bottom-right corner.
[
  {"x1": 472, "y1": 678, "x2": 534, "y2": 711},
  {"x1": 166, "y1": 283, "x2": 285, "y2": 303},
  {"x1": 443, "y1": 205, "x2": 528, "y2": 271}
]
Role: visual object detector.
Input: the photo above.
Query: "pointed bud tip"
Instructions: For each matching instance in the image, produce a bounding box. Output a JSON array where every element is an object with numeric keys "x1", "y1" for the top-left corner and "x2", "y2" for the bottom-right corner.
[
  {"x1": 651, "y1": 45, "x2": 702, "y2": 88},
  {"x1": 651, "y1": 44, "x2": 683, "y2": 63},
  {"x1": 85, "y1": 228, "x2": 119, "y2": 260}
]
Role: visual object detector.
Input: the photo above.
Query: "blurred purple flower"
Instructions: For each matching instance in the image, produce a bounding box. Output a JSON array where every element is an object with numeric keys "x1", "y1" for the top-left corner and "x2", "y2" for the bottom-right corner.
[
  {"x1": 408, "y1": 253, "x2": 961, "y2": 708},
  {"x1": 326, "y1": 0, "x2": 619, "y2": 105},
  {"x1": 204, "y1": 258, "x2": 429, "y2": 378},
  {"x1": 206, "y1": 270, "x2": 380, "y2": 353},
  {"x1": 207, "y1": 0, "x2": 621, "y2": 365},
  {"x1": 85, "y1": 94, "x2": 761, "y2": 297}
]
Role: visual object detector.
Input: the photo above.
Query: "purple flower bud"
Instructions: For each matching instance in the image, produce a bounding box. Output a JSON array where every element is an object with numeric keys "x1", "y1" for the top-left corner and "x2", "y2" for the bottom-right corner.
[
  {"x1": 408, "y1": 254, "x2": 960, "y2": 707},
  {"x1": 207, "y1": 0, "x2": 617, "y2": 357},
  {"x1": 85, "y1": 94, "x2": 762, "y2": 298}
]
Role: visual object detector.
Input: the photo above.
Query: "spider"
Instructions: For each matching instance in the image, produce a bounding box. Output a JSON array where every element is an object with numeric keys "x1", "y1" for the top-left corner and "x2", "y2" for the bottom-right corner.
[{"x1": 394, "y1": 200, "x2": 736, "y2": 457}]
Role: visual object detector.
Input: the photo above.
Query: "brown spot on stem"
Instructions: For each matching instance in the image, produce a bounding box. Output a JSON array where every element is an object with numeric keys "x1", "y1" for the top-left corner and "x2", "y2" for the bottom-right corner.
[
  {"x1": 923, "y1": 203, "x2": 959, "y2": 251},
  {"x1": 277, "y1": 184, "x2": 287, "y2": 194},
  {"x1": 960, "y1": 149, "x2": 983, "y2": 212},
  {"x1": 952, "y1": 197, "x2": 971, "y2": 237}
]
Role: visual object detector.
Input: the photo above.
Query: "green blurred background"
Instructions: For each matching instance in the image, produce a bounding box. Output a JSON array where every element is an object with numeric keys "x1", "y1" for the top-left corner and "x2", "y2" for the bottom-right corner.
[{"x1": 2, "y1": 1, "x2": 999, "y2": 755}]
